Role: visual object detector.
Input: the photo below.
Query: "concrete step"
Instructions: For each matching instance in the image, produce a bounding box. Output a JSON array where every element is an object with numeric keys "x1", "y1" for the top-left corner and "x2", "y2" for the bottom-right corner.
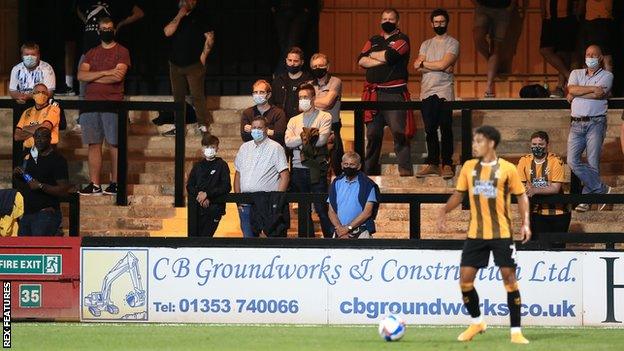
[
  {"x1": 68, "y1": 205, "x2": 177, "y2": 219},
  {"x1": 80, "y1": 229, "x2": 151, "y2": 237}
]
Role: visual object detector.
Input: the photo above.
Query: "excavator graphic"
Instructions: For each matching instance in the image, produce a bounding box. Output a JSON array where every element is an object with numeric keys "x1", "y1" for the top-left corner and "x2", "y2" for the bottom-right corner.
[{"x1": 84, "y1": 252, "x2": 146, "y2": 317}]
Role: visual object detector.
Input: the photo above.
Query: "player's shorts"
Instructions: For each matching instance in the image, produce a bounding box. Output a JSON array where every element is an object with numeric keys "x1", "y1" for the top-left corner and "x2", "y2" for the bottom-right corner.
[
  {"x1": 540, "y1": 17, "x2": 578, "y2": 51},
  {"x1": 460, "y1": 239, "x2": 517, "y2": 268}
]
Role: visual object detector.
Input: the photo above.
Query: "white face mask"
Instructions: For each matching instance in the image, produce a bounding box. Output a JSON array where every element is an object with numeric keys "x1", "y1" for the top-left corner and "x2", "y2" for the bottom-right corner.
[
  {"x1": 585, "y1": 57, "x2": 600, "y2": 69},
  {"x1": 203, "y1": 146, "x2": 216, "y2": 160},
  {"x1": 299, "y1": 98, "x2": 312, "y2": 112}
]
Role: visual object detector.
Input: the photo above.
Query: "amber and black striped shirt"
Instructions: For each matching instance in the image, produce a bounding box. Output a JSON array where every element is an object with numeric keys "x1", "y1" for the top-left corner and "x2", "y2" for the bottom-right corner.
[{"x1": 516, "y1": 153, "x2": 568, "y2": 215}]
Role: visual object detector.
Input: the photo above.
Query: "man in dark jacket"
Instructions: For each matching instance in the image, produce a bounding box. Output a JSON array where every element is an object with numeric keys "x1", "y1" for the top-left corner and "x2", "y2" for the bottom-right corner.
[
  {"x1": 240, "y1": 80, "x2": 287, "y2": 146},
  {"x1": 186, "y1": 134, "x2": 232, "y2": 237},
  {"x1": 272, "y1": 46, "x2": 313, "y2": 120}
]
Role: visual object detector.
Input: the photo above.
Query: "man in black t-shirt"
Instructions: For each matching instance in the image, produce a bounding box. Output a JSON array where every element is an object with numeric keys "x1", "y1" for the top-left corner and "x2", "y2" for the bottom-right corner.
[
  {"x1": 272, "y1": 46, "x2": 313, "y2": 120},
  {"x1": 13, "y1": 128, "x2": 71, "y2": 236},
  {"x1": 163, "y1": 0, "x2": 214, "y2": 136}
]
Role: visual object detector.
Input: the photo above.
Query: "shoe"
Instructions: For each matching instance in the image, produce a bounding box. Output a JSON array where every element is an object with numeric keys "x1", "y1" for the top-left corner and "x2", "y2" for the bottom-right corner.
[
  {"x1": 79, "y1": 183, "x2": 102, "y2": 196},
  {"x1": 71, "y1": 124, "x2": 82, "y2": 134},
  {"x1": 457, "y1": 322, "x2": 487, "y2": 342},
  {"x1": 416, "y1": 164, "x2": 440, "y2": 178},
  {"x1": 575, "y1": 203, "x2": 590, "y2": 212},
  {"x1": 103, "y1": 183, "x2": 118, "y2": 195},
  {"x1": 511, "y1": 331, "x2": 530, "y2": 344},
  {"x1": 598, "y1": 186, "x2": 612, "y2": 211},
  {"x1": 56, "y1": 87, "x2": 76, "y2": 96},
  {"x1": 162, "y1": 128, "x2": 176, "y2": 137},
  {"x1": 441, "y1": 165, "x2": 455, "y2": 180},
  {"x1": 484, "y1": 92, "x2": 496, "y2": 98},
  {"x1": 198, "y1": 125, "x2": 208, "y2": 133},
  {"x1": 550, "y1": 86, "x2": 565, "y2": 98},
  {"x1": 398, "y1": 167, "x2": 413, "y2": 177}
]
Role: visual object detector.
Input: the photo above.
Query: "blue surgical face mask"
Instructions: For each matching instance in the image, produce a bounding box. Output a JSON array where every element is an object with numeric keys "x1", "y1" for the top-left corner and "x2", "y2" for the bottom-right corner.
[
  {"x1": 22, "y1": 55, "x2": 37, "y2": 69},
  {"x1": 252, "y1": 94, "x2": 268, "y2": 105},
  {"x1": 585, "y1": 57, "x2": 600, "y2": 69},
  {"x1": 251, "y1": 129, "x2": 265, "y2": 142}
]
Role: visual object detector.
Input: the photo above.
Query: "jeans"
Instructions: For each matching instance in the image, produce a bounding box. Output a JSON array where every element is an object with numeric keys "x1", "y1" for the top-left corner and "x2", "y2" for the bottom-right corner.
[
  {"x1": 566, "y1": 116, "x2": 608, "y2": 194},
  {"x1": 237, "y1": 204, "x2": 255, "y2": 238},
  {"x1": 330, "y1": 121, "x2": 344, "y2": 176},
  {"x1": 421, "y1": 96, "x2": 453, "y2": 166},
  {"x1": 290, "y1": 168, "x2": 333, "y2": 238},
  {"x1": 18, "y1": 209, "x2": 62, "y2": 236}
]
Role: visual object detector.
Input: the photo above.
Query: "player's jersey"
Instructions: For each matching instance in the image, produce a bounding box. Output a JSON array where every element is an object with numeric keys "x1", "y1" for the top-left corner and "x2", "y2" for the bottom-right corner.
[
  {"x1": 456, "y1": 158, "x2": 525, "y2": 240},
  {"x1": 516, "y1": 153, "x2": 568, "y2": 215}
]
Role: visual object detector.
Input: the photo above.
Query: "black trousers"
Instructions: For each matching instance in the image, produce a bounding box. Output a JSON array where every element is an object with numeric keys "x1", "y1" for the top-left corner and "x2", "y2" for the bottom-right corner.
[
  {"x1": 530, "y1": 212, "x2": 571, "y2": 247},
  {"x1": 194, "y1": 214, "x2": 222, "y2": 237},
  {"x1": 330, "y1": 121, "x2": 344, "y2": 176},
  {"x1": 421, "y1": 95, "x2": 453, "y2": 166}
]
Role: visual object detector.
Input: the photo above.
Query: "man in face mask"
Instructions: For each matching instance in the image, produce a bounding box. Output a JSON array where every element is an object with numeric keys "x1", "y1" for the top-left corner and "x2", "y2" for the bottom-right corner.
[
  {"x1": 327, "y1": 152, "x2": 380, "y2": 239},
  {"x1": 566, "y1": 44, "x2": 613, "y2": 212},
  {"x1": 186, "y1": 135, "x2": 232, "y2": 237},
  {"x1": 414, "y1": 8, "x2": 459, "y2": 180},
  {"x1": 240, "y1": 80, "x2": 287, "y2": 146},
  {"x1": 271, "y1": 46, "x2": 313, "y2": 120},
  {"x1": 516, "y1": 131, "x2": 570, "y2": 242},
  {"x1": 14, "y1": 84, "x2": 61, "y2": 150},
  {"x1": 9, "y1": 42, "x2": 56, "y2": 104}
]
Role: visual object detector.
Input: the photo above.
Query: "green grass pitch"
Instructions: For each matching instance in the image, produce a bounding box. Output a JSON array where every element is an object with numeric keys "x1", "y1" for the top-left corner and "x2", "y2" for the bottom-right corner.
[{"x1": 9, "y1": 323, "x2": 624, "y2": 350}]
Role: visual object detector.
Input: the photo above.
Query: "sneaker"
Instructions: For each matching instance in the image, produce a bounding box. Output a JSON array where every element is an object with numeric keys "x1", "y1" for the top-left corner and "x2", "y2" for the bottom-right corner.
[
  {"x1": 79, "y1": 183, "x2": 102, "y2": 196},
  {"x1": 416, "y1": 164, "x2": 440, "y2": 178},
  {"x1": 71, "y1": 124, "x2": 82, "y2": 134},
  {"x1": 103, "y1": 183, "x2": 118, "y2": 195},
  {"x1": 598, "y1": 186, "x2": 612, "y2": 211},
  {"x1": 457, "y1": 322, "x2": 487, "y2": 342},
  {"x1": 198, "y1": 125, "x2": 208, "y2": 133},
  {"x1": 484, "y1": 91, "x2": 496, "y2": 98},
  {"x1": 162, "y1": 128, "x2": 176, "y2": 137},
  {"x1": 575, "y1": 203, "x2": 590, "y2": 212},
  {"x1": 550, "y1": 86, "x2": 565, "y2": 98},
  {"x1": 56, "y1": 87, "x2": 76, "y2": 96},
  {"x1": 441, "y1": 165, "x2": 455, "y2": 180},
  {"x1": 510, "y1": 331, "x2": 530, "y2": 344}
]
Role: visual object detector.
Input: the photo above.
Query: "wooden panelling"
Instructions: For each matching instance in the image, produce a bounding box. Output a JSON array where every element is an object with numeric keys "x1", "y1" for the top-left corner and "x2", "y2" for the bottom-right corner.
[
  {"x1": 0, "y1": 0, "x2": 19, "y2": 77},
  {"x1": 320, "y1": 0, "x2": 558, "y2": 98}
]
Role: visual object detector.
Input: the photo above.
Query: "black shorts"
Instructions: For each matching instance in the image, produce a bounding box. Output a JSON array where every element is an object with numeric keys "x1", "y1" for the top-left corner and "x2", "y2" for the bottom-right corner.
[
  {"x1": 540, "y1": 17, "x2": 578, "y2": 51},
  {"x1": 460, "y1": 239, "x2": 517, "y2": 268},
  {"x1": 579, "y1": 19, "x2": 615, "y2": 55}
]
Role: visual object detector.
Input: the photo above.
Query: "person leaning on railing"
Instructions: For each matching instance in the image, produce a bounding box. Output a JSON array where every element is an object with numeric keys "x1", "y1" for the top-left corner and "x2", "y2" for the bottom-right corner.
[{"x1": 14, "y1": 83, "x2": 61, "y2": 151}]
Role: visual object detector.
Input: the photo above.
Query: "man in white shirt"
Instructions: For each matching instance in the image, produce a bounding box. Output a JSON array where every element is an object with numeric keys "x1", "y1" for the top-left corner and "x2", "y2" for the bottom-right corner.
[
  {"x1": 285, "y1": 83, "x2": 333, "y2": 237},
  {"x1": 9, "y1": 42, "x2": 56, "y2": 104}
]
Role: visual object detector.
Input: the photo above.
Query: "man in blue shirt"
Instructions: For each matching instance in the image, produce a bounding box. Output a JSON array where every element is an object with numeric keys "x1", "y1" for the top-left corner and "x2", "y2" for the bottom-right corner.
[{"x1": 327, "y1": 151, "x2": 379, "y2": 239}]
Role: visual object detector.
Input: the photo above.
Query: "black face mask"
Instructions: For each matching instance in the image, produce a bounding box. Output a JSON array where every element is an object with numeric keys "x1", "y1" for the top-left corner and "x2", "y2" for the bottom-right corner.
[
  {"x1": 342, "y1": 167, "x2": 358, "y2": 178},
  {"x1": 433, "y1": 26, "x2": 447, "y2": 35},
  {"x1": 99, "y1": 30, "x2": 115, "y2": 44},
  {"x1": 311, "y1": 68, "x2": 327, "y2": 79},
  {"x1": 381, "y1": 21, "x2": 397, "y2": 34},
  {"x1": 531, "y1": 146, "x2": 547, "y2": 158},
  {"x1": 286, "y1": 64, "x2": 302, "y2": 74}
]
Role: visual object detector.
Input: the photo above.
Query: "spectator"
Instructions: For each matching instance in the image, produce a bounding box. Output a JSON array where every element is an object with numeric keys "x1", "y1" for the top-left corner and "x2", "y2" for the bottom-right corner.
[
  {"x1": 516, "y1": 131, "x2": 570, "y2": 239},
  {"x1": 271, "y1": 0, "x2": 314, "y2": 74},
  {"x1": 578, "y1": 0, "x2": 614, "y2": 72},
  {"x1": 472, "y1": 0, "x2": 522, "y2": 97},
  {"x1": 234, "y1": 117, "x2": 290, "y2": 238},
  {"x1": 0, "y1": 190, "x2": 24, "y2": 237},
  {"x1": 566, "y1": 44, "x2": 613, "y2": 212},
  {"x1": 310, "y1": 53, "x2": 344, "y2": 176},
  {"x1": 358, "y1": 8, "x2": 414, "y2": 176},
  {"x1": 13, "y1": 127, "x2": 71, "y2": 236},
  {"x1": 9, "y1": 42, "x2": 56, "y2": 104},
  {"x1": 187, "y1": 135, "x2": 232, "y2": 237},
  {"x1": 327, "y1": 152, "x2": 380, "y2": 239},
  {"x1": 77, "y1": 17, "x2": 131, "y2": 196},
  {"x1": 272, "y1": 46, "x2": 313, "y2": 120},
  {"x1": 241, "y1": 80, "x2": 288, "y2": 146},
  {"x1": 285, "y1": 83, "x2": 333, "y2": 238},
  {"x1": 414, "y1": 8, "x2": 459, "y2": 180},
  {"x1": 539, "y1": 0, "x2": 579, "y2": 98},
  {"x1": 14, "y1": 83, "x2": 61, "y2": 150},
  {"x1": 163, "y1": 0, "x2": 214, "y2": 136}
]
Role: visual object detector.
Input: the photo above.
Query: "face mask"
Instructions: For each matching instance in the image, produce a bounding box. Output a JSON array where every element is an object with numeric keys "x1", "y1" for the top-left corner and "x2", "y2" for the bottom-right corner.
[
  {"x1": 286, "y1": 64, "x2": 302, "y2": 74},
  {"x1": 381, "y1": 21, "x2": 397, "y2": 34},
  {"x1": 100, "y1": 30, "x2": 115, "y2": 44},
  {"x1": 33, "y1": 93, "x2": 47, "y2": 105},
  {"x1": 251, "y1": 129, "x2": 265, "y2": 142},
  {"x1": 342, "y1": 167, "x2": 358, "y2": 178},
  {"x1": 299, "y1": 98, "x2": 312, "y2": 112},
  {"x1": 22, "y1": 55, "x2": 37, "y2": 69},
  {"x1": 203, "y1": 146, "x2": 216, "y2": 160},
  {"x1": 252, "y1": 94, "x2": 268, "y2": 105},
  {"x1": 311, "y1": 68, "x2": 327, "y2": 79},
  {"x1": 30, "y1": 146, "x2": 38, "y2": 162},
  {"x1": 531, "y1": 146, "x2": 547, "y2": 158},
  {"x1": 585, "y1": 57, "x2": 600, "y2": 69},
  {"x1": 433, "y1": 26, "x2": 447, "y2": 35}
]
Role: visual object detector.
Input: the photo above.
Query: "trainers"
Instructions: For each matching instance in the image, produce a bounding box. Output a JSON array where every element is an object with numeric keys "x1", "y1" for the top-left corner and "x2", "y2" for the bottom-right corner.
[
  {"x1": 598, "y1": 186, "x2": 612, "y2": 211},
  {"x1": 441, "y1": 165, "x2": 455, "y2": 180},
  {"x1": 575, "y1": 203, "x2": 590, "y2": 212},
  {"x1": 416, "y1": 164, "x2": 440, "y2": 178},
  {"x1": 79, "y1": 183, "x2": 102, "y2": 196},
  {"x1": 71, "y1": 124, "x2": 82, "y2": 134},
  {"x1": 56, "y1": 87, "x2": 76, "y2": 96},
  {"x1": 511, "y1": 331, "x2": 530, "y2": 344},
  {"x1": 457, "y1": 322, "x2": 487, "y2": 342},
  {"x1": 162, "y1": 128, "x2": 176, "y2": 137},
  {"x1": 103, "y1": 183, "x2": 118, "y2": 195}
]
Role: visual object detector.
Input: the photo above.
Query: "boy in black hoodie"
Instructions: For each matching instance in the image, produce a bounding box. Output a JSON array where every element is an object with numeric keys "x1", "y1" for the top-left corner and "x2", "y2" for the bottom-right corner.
[{"x1": 186, "y1": 135, "x2": 232, "y2": 237}]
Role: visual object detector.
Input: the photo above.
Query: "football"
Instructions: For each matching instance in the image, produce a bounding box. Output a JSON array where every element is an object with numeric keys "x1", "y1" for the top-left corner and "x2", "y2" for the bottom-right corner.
[{"x1": 378, "y1": 315, "x2": 406, "y2": 341}]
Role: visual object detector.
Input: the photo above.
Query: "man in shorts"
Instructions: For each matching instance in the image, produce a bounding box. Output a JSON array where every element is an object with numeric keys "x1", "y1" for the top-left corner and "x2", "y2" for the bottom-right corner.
[{"x1": 438, "y1": 126, "x2": 531, "y2": 344}]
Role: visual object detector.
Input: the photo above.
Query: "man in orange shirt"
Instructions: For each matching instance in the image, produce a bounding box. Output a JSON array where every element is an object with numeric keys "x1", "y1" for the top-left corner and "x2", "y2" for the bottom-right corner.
[
  {"x1": 578, "y1": 0, "x2": 614, "y2": 71},
  {"x1": 14, "y1": 83, "x2": 61, "y2": 150}
]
